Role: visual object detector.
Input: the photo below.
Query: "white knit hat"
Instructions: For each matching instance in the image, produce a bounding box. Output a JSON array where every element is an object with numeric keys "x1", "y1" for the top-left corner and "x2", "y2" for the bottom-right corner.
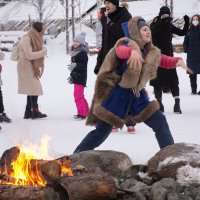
[{"x1": 74, "y1": 32, "x2": 86, "y2": 44}]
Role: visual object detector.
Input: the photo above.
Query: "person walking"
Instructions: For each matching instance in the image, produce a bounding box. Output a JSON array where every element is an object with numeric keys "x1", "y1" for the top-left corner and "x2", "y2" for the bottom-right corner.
[
  {"x1": 67, "y1": 32, "x2": 89, "y2": 120},
  {"x1": 183, "y1": 14, "x2": 200, "y2": 95},
  {"x1": 0, "y1": 51, "x2": 11, "y2": 123},
  {"x1": 17, "y1": 22, "x2": 47, "y2": 119},
  {"x1": 150, "y1": 6, "x2": 189, "y2": 114},
  {"x1": 73, "y1": 17, "x2": 189, "y2": 153}
]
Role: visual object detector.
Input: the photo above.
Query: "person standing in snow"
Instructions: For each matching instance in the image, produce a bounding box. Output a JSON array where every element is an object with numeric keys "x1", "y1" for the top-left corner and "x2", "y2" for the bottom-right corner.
[
  {"x1": 0, "y1": 50, "x2": 11, "y2": 124},
  {"x1": 17, "y1": 22, "x2": 47, "y2": 119},
  {"x1": 94, "y1": 0, "x2": 132, "y2": 75},
  {"x1": 73, "y1": 17, "x2": 190, "y2": 153},
  {"x1": 94, "y1": 0, "x2": 135, "y2": 133},
  {"x1": 67, "y1": 32, "x2": 89, "y2": 120},
  {"x1": 183, "y1": 14, "x2": 200, "y2": 95},
  {"x1": 150, "y1": 6, "x2": 189, "y2": 114}
]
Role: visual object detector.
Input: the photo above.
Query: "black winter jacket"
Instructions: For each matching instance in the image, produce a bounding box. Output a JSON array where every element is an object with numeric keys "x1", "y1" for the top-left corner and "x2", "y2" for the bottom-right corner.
[
  {"x1": 71, "y1": 51, "x2": 88, "y2": 87},
  {"x1": 150, "y1": 16, "x2": 189, "y2": 56},
  {"x1": 150, "y1": 16, "x2": 189, "y2": 88},
  {"x1": 94, "y1": 7, "x2": 132, "y2": 74}
]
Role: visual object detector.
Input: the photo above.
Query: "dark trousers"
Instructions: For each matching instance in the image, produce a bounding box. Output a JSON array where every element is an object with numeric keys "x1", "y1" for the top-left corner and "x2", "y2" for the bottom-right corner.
[
  {"x1": 0, "y1": 87, "x2": 4, "y2": 113},
  {"x1": 73, "y1": 110, "x2": 174, "y2": 153},
  {"x1": 189, "y1": 74, "x2": 197, "y2": 93},
  {"x1": 154, "y1": 83, "x2": 179, "y2": 100},
  {"x1": 26, "y1": 95, "x2": 38, "y2": 111}
]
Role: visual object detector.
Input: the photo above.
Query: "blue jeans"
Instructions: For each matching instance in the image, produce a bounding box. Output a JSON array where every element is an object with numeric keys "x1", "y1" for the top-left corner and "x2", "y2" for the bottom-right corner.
[{"x1": 73, "y1": 110, "x2": 174, "y2": 153}]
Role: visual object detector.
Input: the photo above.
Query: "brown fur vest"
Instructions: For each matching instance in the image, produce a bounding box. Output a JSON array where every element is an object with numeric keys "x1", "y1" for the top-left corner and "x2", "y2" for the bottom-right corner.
[{"x1": 86, "y1": 37, "x2": 161, "y2": 127}]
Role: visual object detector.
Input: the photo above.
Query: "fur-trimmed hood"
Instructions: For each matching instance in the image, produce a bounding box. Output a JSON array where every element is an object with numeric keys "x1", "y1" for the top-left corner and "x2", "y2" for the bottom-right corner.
[{"x1": 86, "y1": 17, "x2": 161, "y2": 127}]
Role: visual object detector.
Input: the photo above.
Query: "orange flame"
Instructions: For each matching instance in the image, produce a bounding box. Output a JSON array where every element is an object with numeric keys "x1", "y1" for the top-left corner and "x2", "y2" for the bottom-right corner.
[{"x1": 1, "y1": 135, "x2": 73, "y2": 186}]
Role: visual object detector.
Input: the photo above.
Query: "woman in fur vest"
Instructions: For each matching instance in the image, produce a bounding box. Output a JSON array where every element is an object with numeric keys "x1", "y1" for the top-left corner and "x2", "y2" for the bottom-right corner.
[
  {"x1": 17, "y1": 22, "x2": 47, "y2": 119},
  {"x1": 73, "y1": 17, "x2": 189, "y2": 153}
]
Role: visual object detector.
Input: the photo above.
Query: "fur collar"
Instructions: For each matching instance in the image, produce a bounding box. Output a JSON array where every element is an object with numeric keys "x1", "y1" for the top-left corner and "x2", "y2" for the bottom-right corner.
[{"x1": 98, "y1": 37, "x2": 161, "y2": 90}]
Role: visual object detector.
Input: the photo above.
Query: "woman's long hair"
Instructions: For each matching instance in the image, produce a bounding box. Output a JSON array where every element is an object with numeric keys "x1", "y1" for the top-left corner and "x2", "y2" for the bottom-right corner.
[{"x1": 32, "y1": 22, "x2": 44, "y2": 32}]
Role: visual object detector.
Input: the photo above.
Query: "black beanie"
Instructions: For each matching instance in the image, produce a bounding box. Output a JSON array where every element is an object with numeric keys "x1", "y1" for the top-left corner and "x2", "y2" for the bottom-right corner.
[
  {"x1": 104, "y1": 0, "x2": 119, "y2": 7},
  {"x1": 159, "y1": 6, "x2": 171, "y2": 16}
]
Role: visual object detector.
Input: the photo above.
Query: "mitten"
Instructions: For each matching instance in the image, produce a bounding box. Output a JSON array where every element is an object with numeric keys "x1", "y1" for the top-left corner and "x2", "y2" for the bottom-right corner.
[
  {"x1": 67, "y1": 63, "x2": 77, "y2": 72},
  {"x1": 184, "y1": 15, "x2": 190, "y2": 24}
]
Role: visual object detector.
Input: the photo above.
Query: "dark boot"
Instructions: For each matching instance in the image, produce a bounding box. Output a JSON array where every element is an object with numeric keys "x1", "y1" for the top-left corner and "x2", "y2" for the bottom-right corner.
[
  {"x1": 174, "y1": 99, "x2": 182, "y2": 114},
  {"x1": 24, "y1": 106, "x2": 32, "y2": 119},
  {"x1": 157, "y1": 98, "x2": 164, "y2": 112},
  {"x1": 190, "y1": 74, "x2": 197, "y2": 94},
  {"x1": 32, "y1": 108, "x2": 47, "y2": 119}
]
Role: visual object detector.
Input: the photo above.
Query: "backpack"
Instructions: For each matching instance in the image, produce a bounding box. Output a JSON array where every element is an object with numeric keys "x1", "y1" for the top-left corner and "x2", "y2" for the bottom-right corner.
[{"x1": 10, "y1": 42, "x2": 20, "y2": 61}]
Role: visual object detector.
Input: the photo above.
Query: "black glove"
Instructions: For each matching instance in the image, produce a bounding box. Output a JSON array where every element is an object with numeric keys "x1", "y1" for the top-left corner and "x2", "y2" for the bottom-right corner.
[{"x1": 184, "y1": 15, "x2": 190, "y2": 24}]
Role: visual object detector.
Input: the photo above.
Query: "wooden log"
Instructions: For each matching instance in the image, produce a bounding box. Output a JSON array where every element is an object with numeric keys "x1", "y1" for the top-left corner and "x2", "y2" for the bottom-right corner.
[
  {"x1": 0, "y1": 185, "x2": 47, "y2": 200},
  {"x1": 0, "y1": 160, "x2": 61, "y2": 186},
  {"x1": 0, "y1": 146, "x2": 20, "y2": 174},
  {"x1": 58, "y1": 172, "x2": 117, "y2": 200}
]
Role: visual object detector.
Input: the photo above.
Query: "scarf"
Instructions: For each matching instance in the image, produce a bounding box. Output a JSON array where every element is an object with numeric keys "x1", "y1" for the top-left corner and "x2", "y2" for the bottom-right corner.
[
  {"x1": 69, "y1": 43, "x2": 89, "y2": 57},
  {"x1": 28, "y1": 27, "x2": 44, "y2": 78}
]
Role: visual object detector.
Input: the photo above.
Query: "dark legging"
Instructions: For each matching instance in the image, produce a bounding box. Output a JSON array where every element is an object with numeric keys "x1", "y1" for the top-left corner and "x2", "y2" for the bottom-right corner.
[
  {"x1": 154, "y1": 83, "x2": 179, "y2": 100},
  {"x1": 189, "y1": 74, "x2": 197, "y2": 93}
]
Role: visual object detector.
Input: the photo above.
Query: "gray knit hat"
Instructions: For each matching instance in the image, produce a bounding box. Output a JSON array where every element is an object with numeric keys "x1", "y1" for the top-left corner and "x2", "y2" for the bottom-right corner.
[
  {"x1": 104, "y1": 0, "x2": 119, "y2": 7},
  {"x1": 74, "y1": 32, "x2": 86, "y2": 44},
  {"x1": 137, "y1": 17, "x2": 149, "y2": 30}
]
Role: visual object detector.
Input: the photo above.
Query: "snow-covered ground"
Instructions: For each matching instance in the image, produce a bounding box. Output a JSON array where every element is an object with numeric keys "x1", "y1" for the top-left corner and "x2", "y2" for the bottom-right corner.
[
  {"x1": 0, "y1": 0, "x2": 200, "y2": 166},
  {"x1": 1, "y1": 35, "x2": 200, "y2": 165}
]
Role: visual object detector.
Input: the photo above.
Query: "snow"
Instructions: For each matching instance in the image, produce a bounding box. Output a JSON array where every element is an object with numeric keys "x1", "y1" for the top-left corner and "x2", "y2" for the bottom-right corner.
[
  {"x1": 0, "y1": 0, "x2": 200, "y2": 186},
  {"x1": 177, "y1": 165, "x2": 200, "y2": 186}
]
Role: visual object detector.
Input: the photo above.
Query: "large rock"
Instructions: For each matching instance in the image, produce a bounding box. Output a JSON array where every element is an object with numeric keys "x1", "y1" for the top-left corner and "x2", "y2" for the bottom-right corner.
[
  {"x1": 147, "y1": 143, "x2": 200, "y2": 186},
  {"x1": 67, "y1": 150, "x2": 133, "y2": 178}
]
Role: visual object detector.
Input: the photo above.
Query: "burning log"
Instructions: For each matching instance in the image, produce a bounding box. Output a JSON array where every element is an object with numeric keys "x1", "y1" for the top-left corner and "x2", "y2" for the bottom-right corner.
[
  {"x1": 0, "y1": 146, "x2": 20, "y2": 174},
  {"x1": 0, "y1": 160, "x2": 62, "y2": 186},
  {"x1": 57, "y1": 172, "x2": 117, "y2": 200}
]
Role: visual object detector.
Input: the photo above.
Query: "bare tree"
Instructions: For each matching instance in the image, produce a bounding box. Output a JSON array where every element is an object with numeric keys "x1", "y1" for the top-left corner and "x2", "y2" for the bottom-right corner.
[
  {"x1": 18, "y1": 0, "x2": 57, "y2": 22},
  {"x1": 170, "y1": 0, "x2": 173, "y2": 17}
]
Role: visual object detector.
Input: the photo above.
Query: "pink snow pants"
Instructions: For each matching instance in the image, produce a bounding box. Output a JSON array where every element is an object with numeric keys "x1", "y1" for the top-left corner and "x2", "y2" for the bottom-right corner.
[{"x1": 74, "y1": 84, "x2": 89, "y2": 117}]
